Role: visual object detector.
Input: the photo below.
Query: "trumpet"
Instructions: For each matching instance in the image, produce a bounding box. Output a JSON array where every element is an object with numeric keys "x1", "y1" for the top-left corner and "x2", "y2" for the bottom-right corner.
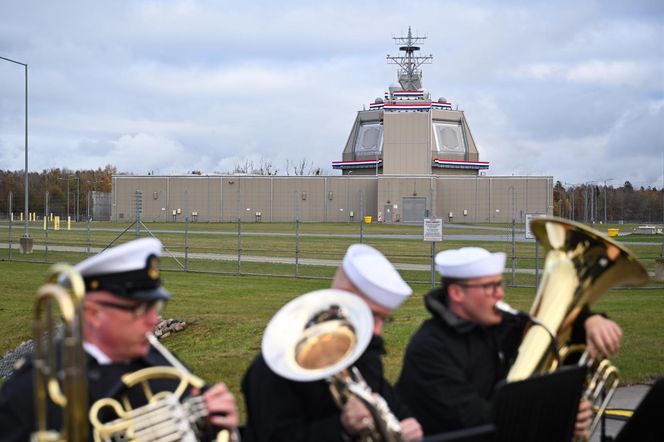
[{"x1": 262, "y1": 289, "x2": 402, "y2": 442}]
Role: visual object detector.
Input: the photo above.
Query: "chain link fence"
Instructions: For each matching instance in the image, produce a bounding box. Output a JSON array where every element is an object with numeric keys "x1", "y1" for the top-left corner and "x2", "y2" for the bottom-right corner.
[{"x1": 2, "y1": 192, "x2": 663, "y2": 290}]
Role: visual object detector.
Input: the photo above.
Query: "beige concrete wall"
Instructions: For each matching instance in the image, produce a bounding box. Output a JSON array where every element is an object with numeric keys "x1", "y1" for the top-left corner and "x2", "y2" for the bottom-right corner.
[
  {"x1": 112, "y1": 174, "x2": 551, "y2": 224},
  {"x1": 112, "y1": 176, "x2": 171, "y2": 222},
  {"x1": 168, "y1": 176, "x2": 221, "y2": 222},
  {"x1": 383, "y1": 112, "x2": 431, "y2": 174},
  {"x1": 435, "y1": 176, "x2": 553, "y2": 223},
  {"x1": 221, "y1": 176, "x2": 271, "y2": 222}
]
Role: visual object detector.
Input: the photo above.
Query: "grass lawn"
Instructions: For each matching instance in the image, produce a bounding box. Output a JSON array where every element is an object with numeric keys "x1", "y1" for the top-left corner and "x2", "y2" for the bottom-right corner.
[{"x1": 1, "y1": 260, "x2": 662, "y2": 422}]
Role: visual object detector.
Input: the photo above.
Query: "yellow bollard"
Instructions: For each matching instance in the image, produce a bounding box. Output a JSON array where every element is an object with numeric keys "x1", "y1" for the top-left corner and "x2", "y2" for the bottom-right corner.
[
  {"x1": 50, "y1": 213, "x2": 53, "y2": 222},
  {"x1": 20, "y1": 212, "x2": 23, "y2": 222},
  {"x1": 43, "y1": 218, "x2": 46, "y2": 230},
  {"x1": 54, "y1": 216, "x2": 60, "y2": 231},
  {"x1": 67, "y1": 216, "x2": 71, "y2": 230}
]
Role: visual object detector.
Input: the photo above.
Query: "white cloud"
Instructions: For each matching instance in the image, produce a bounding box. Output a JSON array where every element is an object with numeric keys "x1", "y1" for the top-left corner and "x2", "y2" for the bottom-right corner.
[{"x1": 0, "y1": 0, "x2": 662, "y2": 188}]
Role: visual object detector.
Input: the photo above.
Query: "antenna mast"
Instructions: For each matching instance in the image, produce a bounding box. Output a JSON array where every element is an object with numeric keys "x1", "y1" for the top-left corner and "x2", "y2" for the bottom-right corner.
[{"x1": 386, "y1": 26, "x2": 433, "y2": 90}]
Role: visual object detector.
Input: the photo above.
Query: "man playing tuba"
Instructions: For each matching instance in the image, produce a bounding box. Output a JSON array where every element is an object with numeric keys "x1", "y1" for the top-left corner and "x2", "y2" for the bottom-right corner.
[
  {"x1": 0, "y1": 238, "x2": 240, "y2": 441},
  {"x1": 242, "y1": 244, "x2": 423, "y2": 442},
  {"x1": 395, "y1": 247, "x2": 623, "y2": 439}
]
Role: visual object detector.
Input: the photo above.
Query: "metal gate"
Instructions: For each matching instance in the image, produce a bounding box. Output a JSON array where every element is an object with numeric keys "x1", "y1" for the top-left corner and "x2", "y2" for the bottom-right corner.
[{"x1": 402, "y1": 197, "x2": 427, "y2": 223}]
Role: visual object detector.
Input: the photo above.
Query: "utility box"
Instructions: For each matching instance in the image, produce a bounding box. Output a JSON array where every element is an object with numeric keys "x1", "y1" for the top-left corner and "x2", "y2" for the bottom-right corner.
[
  {"x1": 19, "y1": 236, "x2": 33, "y2": 254},
  {"x1": 656, "y1": 257, "x2": 664, "y2": 282}
]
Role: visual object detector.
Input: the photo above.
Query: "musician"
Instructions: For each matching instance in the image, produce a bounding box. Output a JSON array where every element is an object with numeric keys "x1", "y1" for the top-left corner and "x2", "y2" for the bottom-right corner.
[
  {"x1": 0, "y1": 238, "x2": 239, "y2": 441},
  {"x1": 242, "y1": 244, "x2": 423, "y2": 442},
  {"x1": 395, "y1": 247, "x2": 622, "y2": 438}
]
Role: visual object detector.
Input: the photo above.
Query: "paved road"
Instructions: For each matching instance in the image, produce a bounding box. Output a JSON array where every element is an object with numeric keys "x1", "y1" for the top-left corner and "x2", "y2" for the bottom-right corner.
[
  {"x1": 1, "y1": 243, "x2": 659, "y2": 279},
  {"x1": 0, "y1": 224, "x2": 658, "y2": 245},
  {"x1": 590, "y1": 383, "x2": 652, "y2": 441}
]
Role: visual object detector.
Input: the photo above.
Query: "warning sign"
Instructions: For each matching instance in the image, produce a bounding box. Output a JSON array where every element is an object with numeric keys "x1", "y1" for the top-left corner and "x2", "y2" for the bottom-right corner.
[{"x1": 423, "y1": 218, "x2": 443, "y2": 242}]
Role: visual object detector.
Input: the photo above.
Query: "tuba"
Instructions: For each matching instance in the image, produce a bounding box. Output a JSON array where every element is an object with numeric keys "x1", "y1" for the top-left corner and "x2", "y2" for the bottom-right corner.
[
  {"x1": 262, "y1": 289, "x2": 402, "y2": 442},
  {"x1": 31, "y1": 264, "x2": 88, "y2": 442},
  {"x1": 503, "y1": 217, "x2": 648, "y2": 438}
]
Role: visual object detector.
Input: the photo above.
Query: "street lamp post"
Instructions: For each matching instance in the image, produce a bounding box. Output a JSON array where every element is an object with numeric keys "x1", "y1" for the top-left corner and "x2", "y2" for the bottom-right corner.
[
  {"x1": 0, "y1": 55, "x2": 30, "y2": 252},
  {"x1": 57, "y1": 174, "x2": 79, "y2": 221},
  {"x1": 604, "y1": 178, "x2": 614, "y2": 224}
]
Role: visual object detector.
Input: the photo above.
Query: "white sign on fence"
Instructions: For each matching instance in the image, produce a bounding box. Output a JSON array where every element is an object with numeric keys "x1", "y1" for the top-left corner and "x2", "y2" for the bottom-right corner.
[
  {"x1": 423, "y1": 218, "x2": 443, "y2": 242},
  {"x1": 525, "y1": 213, "x2": 546, "y2": 239}
]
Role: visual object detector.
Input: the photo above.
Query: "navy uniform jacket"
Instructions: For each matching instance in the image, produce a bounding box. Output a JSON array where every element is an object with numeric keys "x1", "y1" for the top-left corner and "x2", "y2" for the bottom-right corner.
[
  {"x1": 0, "y1": 345, "x2": 216, "y2": 442},
  {"x1": 241, "y1": 335, "x2": 411, "y2": 442},
  {"x1": 395, "y1": 289, "x2": 590, "y2": 436}
]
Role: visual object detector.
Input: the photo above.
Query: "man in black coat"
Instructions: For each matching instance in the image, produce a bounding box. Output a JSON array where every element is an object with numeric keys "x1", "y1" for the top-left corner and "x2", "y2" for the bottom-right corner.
[
  {"x1": 242, "y1": 244, "x2": 423, "y2": 442},
  {"x1": 395, "y1": 247, "x2": 624, "y2": 439},
  {"x1": 0, "y1": 237, "x2": 239, "y2": 442}
]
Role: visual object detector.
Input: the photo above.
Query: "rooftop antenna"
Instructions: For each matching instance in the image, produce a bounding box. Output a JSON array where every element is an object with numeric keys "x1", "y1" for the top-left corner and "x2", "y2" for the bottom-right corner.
[{"x1": 386, "y1": 26, "x2": 433, "y2": 90}]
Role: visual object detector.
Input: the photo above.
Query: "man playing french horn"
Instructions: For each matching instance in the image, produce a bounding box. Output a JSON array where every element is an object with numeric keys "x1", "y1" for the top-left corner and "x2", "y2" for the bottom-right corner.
[
  {"x1": 0, "y1": 238, "x2": 240, "y2": 441},
  {"x1": 396, "y1": 246, "x2": 626, "y2": 439},
  {"x1": 242, "y1": 244, "x2": 423, "y2": 442}
]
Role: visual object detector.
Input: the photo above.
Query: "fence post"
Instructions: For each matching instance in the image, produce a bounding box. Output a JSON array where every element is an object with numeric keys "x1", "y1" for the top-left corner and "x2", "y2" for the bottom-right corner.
[
  {"x1": 360, "y1": 216, "x2": 364, "y2": 244},
  {"x1": 431, "y1": 241, "x2": 436, "y2": 288},
  {"x1": 236, "y1": 217, "x2": 242, "y2": 275},
  {"x1": 135, "y1": 190, "x2": 142, "y2": 238},
  {"x1": 535, "y1": 241, "x2": 540, "y2": 290},
  {"x1": 8, "y1": 192, "x2": 13, "y2": 261},
  {"x1": 511, "y1": 219, "x2": 516, "y2": 287},
  {"x1": 184, "y1": 214, "x2": 190, "y2": 272},
  {"x1": 295, "y1": 218, "x2": 300, "y2": 277},
  {"x1": 86, "y1": 211, "x2": 91, "y2": 256},
  {"x1": 184, "y1": 191, "x2": 189, "y2": 272},
  {"x1": 44, "y1": 191, "x2": 49, "y2": 263}
]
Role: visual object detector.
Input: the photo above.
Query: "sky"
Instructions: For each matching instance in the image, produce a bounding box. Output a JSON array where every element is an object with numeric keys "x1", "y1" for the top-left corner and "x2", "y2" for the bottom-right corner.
[{"x1": 1, "y1": 0, "x2": 663, "y2": 188}]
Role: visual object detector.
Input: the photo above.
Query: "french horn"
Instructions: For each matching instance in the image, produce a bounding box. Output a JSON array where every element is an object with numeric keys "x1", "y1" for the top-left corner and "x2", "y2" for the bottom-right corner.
[
  {"x1": 88, "y1": 333, "x2": 231, "y2": 442},
  {"x1": 262, "y1": 289, "x2": 402, "y2": 442}
]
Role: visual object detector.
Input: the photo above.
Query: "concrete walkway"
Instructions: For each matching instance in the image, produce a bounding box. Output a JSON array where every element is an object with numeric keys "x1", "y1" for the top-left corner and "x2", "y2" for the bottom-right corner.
[{"x1": 590, "y1": 384, "x2": 651, "y2": 441}]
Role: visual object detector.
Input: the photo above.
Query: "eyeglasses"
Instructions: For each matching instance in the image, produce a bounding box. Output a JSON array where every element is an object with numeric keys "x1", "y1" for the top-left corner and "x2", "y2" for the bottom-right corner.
[
  {"x1": 92, "y1": 299, "x2": 164, "y2": 318},
  {"x1": 457, "y1": 280, "x2": 504, "y2": 296}
]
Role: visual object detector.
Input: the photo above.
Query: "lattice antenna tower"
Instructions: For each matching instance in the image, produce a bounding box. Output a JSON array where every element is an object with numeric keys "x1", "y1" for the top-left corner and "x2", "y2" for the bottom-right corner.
[{"x1": 386, "y1": 26, "x2": 433, "y2": 90}]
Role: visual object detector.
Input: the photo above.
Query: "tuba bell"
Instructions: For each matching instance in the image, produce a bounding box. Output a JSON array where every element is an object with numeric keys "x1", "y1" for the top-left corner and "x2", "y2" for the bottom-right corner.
[
  {"x1": 506, "y1": 217, "x2": 649, "y2": 381},
  {"x1": 262, "y1": 289, "x2": 402, "y2": 442},
  {"x1": 31, "y1": 264, "x2": 88, "y2": 442},
  {"x1": 504, "y1": 217, "x2": 648, "y2": 439}
]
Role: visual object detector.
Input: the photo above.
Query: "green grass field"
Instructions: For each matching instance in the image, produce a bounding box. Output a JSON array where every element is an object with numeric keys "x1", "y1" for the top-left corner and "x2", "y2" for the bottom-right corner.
[{"x1": 1, "y1": 259, "x2": 662, "y2": 421}]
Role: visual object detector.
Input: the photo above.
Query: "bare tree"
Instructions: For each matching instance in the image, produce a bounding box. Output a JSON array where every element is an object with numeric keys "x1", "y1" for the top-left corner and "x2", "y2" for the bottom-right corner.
[
  {"x1": 229, "y1": 158, "x2": 279, "y2": 175},
  {"x1": 255, "y1": 158, "x2": 279, "y2": 176}
]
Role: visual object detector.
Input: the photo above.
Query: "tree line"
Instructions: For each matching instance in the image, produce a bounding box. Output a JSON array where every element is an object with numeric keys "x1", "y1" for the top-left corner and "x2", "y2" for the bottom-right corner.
[
  {"x1": 0, "y1": 165, "x2": 115, "y2": 219},
  {"x1": 553, "y1": 181, "x2": 664, "y2": 224}
]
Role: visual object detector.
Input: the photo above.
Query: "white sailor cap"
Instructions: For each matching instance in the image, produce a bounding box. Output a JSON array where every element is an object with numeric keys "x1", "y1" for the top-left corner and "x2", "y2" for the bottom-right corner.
[
  {"x1": 75, "y1": 237, "x2": 171, "y2": 301},
  {"x1": 435, "y1": 247, "x2": 506, "y2": 279},
  {"x1": 342, "y1": 244, "x2": 412, "y2": 310}
]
